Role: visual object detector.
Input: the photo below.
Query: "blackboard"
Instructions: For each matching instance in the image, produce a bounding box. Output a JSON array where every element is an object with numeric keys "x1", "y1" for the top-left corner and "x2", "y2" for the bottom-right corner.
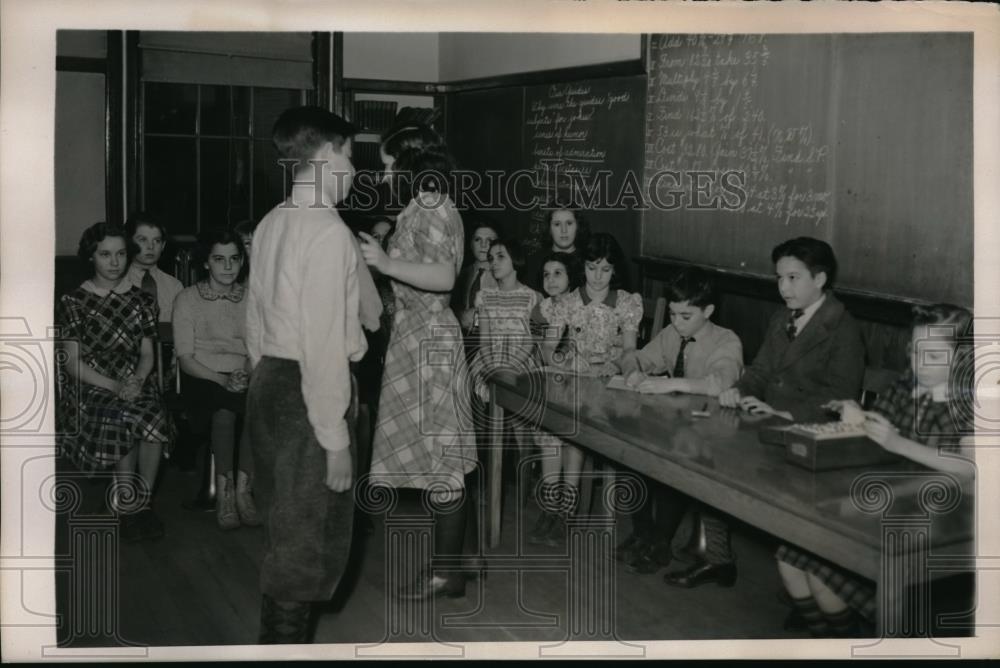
[
  {"x1": 641, "y1": 33, "x2": 973, "y2": 306},
  {"x1": 446, "y1": 74, "x2": 646, "y2": 262},
  {"x1": 523, "y1": 76, "x2": 646, "y2": 257}
]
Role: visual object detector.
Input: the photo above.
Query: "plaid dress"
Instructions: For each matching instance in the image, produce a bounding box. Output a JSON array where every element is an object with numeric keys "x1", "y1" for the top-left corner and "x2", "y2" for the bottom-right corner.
[
  {"x1": 56, "y1": 282, "x2": 175, "y2": 473},
  {"x1": 368, "y1": 193, "x2": 477, "y2": 491},
  {"x1": 776, "y1": 374, "x2": 968, "y2": 621}
]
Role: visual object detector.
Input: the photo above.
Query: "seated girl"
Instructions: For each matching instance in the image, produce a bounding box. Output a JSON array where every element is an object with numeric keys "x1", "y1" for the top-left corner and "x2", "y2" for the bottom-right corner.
[
  {"x1": 775, "y1": 303, "x2": 974, "y2": 637},
  {"x1": 57, "y1": 222, "x2": 175, "y2": 542},
  {"x1": 172, "y1": 228, "x2": 258, "y2": 530},
  {"x1": 535, "y1": 232, "x2": 643, "y2": 529}
]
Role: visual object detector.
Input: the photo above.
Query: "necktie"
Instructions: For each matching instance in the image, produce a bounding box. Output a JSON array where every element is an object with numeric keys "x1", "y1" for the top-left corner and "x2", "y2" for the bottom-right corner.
[
  {"x1": 140, "y1": 269, "x2": 158, "y2": 304},
  {"x1": 672, "y1": 336, "x2": 694, "y2": 378},
  {"x1": 786, "y1": 309, "x2": 804, "y2": 340}
]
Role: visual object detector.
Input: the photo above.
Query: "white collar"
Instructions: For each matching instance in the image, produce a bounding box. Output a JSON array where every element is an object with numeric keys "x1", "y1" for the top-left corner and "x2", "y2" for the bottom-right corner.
[
  {"x1": 797, "y1": 293, "x2": 826, "y2": 320},
  {"x1": 82, "y1": 277, "x2": 135, "y2": 296}
]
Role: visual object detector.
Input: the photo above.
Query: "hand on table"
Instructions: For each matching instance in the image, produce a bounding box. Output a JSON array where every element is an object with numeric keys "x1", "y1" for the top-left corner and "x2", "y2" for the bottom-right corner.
[
  {"x1": 636, "y1": 377, "x2": 681, "y2": 394},
  {"x1": 863, "y1": 411, "x2": 899, "y2": 448},
  {"x1": 718, "y1": 388, "x2": 741, "y2": 408}
]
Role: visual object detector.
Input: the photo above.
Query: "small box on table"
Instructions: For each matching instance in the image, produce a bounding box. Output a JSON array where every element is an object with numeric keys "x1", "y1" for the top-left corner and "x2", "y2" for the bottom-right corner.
[{"x1": 759, "y1": 422, "x2": 900, "y2": 471}]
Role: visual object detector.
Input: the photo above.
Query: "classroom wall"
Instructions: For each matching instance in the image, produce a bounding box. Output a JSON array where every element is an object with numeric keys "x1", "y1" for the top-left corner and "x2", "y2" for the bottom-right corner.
[
  {"x1": 55, "y1": 31, "x2": 107, "y2": 256},
  {"x1": 57, "y1": 29, "x2": 106, "y2": 58},
  {"x1": 55, "y1": 72, "x2": 107, "y2": 256},
  {"x1": 343, "y1": 33, "x2": 440, "y2": 81},
  {"x1": 438, "y1": 33, "x2": 641, "y2": 81}
]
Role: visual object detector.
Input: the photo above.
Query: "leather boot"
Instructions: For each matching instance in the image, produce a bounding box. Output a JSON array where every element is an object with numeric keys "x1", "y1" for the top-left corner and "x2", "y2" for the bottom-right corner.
[
  {"x1": 216, "y1": 473, "x2": 240, "y2": 530},
  {"x1": 235, "y1": 470, "x2": 262, "y2": 527}
]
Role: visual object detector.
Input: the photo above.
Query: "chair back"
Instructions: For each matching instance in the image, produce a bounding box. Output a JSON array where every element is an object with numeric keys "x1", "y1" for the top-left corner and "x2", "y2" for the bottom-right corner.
[{"x1": 639, "y1": 296, "x2": 667, "y2": 345}]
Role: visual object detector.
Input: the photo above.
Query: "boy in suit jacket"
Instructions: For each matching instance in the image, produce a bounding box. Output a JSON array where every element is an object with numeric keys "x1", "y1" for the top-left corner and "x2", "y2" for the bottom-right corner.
[{"x1": 719, "y1": 237, "x2": 865, "y2": 422}]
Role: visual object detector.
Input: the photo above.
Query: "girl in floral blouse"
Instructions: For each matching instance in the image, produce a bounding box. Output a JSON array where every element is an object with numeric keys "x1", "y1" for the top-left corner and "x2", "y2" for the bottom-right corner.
[{"x1": 537, "y1": 232, "x2": 643, "y2": 530}]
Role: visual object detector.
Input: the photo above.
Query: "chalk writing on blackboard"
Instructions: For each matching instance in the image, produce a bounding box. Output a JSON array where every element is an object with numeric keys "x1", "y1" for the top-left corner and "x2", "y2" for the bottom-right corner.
[{"x1": 645, "y1": 34, "x2": 832, "y2": 227}]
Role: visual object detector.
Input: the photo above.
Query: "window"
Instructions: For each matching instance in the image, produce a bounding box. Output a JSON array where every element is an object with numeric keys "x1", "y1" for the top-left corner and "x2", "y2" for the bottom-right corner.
[{"x1": 141, "y1": 82, "x2": 307, "y2": 236}]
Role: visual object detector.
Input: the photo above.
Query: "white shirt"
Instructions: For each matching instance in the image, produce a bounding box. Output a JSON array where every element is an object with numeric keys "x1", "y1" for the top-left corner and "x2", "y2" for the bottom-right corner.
[
  {"x1": 245, "y1": 184, "x2": 367, "y2": 452},
  {"x1": 127, "y1": 264, "x2": 184, "y2": 322},
  {"x1": 792, "y1": 293, "x2": 827, "y2": 336}
]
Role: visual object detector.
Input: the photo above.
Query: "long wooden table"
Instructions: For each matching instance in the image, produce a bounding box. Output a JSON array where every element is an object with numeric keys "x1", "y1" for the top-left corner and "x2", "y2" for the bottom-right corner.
[{"x1": 487, "y1": 369, "x2": 975, "y2": 639}]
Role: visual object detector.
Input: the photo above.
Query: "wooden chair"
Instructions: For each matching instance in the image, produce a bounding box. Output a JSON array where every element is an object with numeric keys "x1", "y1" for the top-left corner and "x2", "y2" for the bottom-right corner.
[{"x1": 639, "y1": 296, "x2": 668, "y2": 346}]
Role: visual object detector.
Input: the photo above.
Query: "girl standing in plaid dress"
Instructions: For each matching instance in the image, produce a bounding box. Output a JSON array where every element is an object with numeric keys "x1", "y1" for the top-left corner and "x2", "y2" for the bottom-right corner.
[
  {"x1": 57, "y1": 222, "x2": 175, "y2": 542},
  {"x1": 776, "y1": 303, "x2": 974, "y2": 637},
  {"x1": 359, "y1": 125, "x2": 478, "y2": 600}
]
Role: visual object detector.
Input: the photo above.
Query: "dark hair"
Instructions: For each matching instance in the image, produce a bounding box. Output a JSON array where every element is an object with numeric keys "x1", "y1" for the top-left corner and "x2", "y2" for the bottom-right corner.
[
  {"x1": 272, "y1": 106, "x2": 357, "y2": 169},
  {"x1": 488, "y1": 238, "x2": 526, "y2": 272},
  {"x1": 233, "y1": 219, "x2": 256, "y2": 238},
  {"x1": 125, "y1": 211, "x2": 168, "y2": 241},
  {"x1": 666, "y1": 267, "x2": 716, "y2": 309},
  {"x1": 543, "y1": 201, "x2": 590, "y2": 251},
  {"x1": 388, "y1": 146, "x2": 455, "y2": 205},
  {"x1": 77, "y1": 221, "x2": 135, "y2": 270},
  {"x1": 771, "y1": 236, "x2": 838, "y2": 289},
  {"x1": 583, "y1": 232, "x2": 630, "y2": 292},
  {"x1": 911, "y1": 303, "x2": 973, "y2": 347},
  {"x1": 380, "y1": 124, "x2": 445, "y2": 160},
  {"x1": 539, "y1": 251, "x2": 583, "y2": 292},
  {"x1": 195, "y1": 228, "x2": 246, "y2": 282},
  {"x1": 469, "y1": 218, "x2": 502, "y2": 245}
]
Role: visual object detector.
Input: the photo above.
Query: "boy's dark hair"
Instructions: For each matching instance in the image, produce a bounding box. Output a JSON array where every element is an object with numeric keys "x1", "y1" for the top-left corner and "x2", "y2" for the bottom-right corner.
[
  {"x1": 584, "y1": 232, "x2": 630, "y2": 292},
  {"x1": 539, "y1": 251, "x2": 583, "y2": 291},
  {"x1": 77, "y1": 221, "x2": 136, "y2": 266},
  {"x1": 125, "y1": 211, "x2": 168, "y2": 241},
  {"x1": 489, "y1": 238, "x2": 526, "y2": 271},
  {"x1": 194, "y1": 227, "x2": 246, "y2": 281},
  {"x1": 771, "y1": 236, "x2": 838, "y2": 289},
  {"x1": 272, "y1": 106, "x2": 357, "y2": 168},
  {"x1": 543, "y1": 200, "x2": 590, "y2": 250},
  {"x1": 666, "y1": 267, "x2": 717, "y2": 309}
]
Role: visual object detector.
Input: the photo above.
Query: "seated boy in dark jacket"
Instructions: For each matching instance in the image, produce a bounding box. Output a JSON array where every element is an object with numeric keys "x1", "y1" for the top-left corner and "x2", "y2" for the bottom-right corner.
[{"x1": 719, "y1": 237, "x2": 864, "y2": 422}]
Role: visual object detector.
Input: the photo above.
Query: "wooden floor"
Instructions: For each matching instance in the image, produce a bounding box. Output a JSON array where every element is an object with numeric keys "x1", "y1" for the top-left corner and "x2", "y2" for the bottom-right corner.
[{"x1": 54, "y1": 447, "x2": 974, "y2": 649}]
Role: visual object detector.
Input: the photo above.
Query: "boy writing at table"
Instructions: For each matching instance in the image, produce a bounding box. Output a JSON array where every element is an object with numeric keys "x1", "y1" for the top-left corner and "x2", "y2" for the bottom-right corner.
[
  {"x1": 718, "y1": 236, "x2": 865, "y2": 421},
  {"x1": 616, "y1": 267, "x2": 744, "y2": 587}
]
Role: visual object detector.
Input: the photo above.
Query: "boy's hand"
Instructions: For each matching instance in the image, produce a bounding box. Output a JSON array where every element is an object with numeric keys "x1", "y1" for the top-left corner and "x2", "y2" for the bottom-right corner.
[
  {"x1": 358, "y1": 232, "x2": 391, "y2": 275},
  {"x1": 625, "y1": 369, "x2": 645, "y2": 388},
  {"x1": 325, "y1": 449, "x2": 353, "y2": 492},
  {"x1": 637, "y1": 377, "x2": 678, "y2": 394},
  {"x1": 718, "y1": 388, "x2": 741, "y2": 408},
  {"x1": 739, "y1": 395, "x2": 774, "y2": 416}
]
